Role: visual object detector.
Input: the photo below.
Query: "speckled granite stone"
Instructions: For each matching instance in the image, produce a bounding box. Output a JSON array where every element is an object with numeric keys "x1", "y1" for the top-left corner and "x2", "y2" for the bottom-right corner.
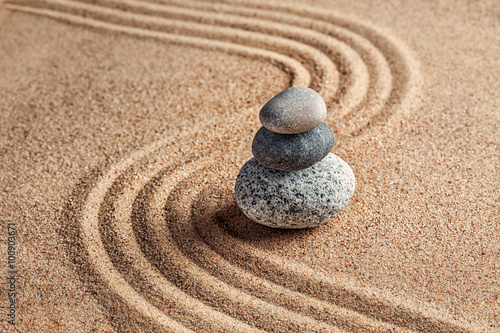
[
  {"x1": 252, "y1": 122, "x2": 334, "y2": 171},
  {"x1": 234, "y1": 153, "x2": 355, "y2": 229},
  {"x1": 259, "y1": 86, "x2": 326, "y2": 134}
]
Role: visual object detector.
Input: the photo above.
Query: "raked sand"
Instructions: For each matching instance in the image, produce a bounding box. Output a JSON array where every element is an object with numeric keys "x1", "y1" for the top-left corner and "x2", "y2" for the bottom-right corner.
[{"x1": 0, "y1": 0, "x2": 498, "y2": 332}]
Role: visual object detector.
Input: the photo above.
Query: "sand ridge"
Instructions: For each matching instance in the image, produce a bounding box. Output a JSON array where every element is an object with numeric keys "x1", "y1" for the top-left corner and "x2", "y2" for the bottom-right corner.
[
  {"x1": 1, "y1": 0, "x2": 497, "y2": 332},
  {"x1": 4, "y1": 0, "x2": 422, "y2": 141},
  {"x1": 60, "y1": 110, "x2": 476, "y2": 332}
]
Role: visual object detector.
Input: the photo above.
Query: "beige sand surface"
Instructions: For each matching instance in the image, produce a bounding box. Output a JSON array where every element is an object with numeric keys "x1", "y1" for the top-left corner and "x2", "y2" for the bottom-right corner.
[{"x1": 0, "y1": 0, "x2": 498, "y2": 332}]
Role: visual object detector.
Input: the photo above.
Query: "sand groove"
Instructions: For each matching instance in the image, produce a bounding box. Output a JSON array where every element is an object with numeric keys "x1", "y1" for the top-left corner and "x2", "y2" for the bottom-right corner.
[
  {"x1": 58, "y1": 121, "x2": 477, "y2": 331},
  {"x1": 7, "y1": 0, "x2": 336, "y2": 101},
  {"x1": 3, "y1": 3, "x2": 311, "y2": 89},
  {"x1": 163, "y1": 0, "x2": 422, "y2": 133},
  {"x1": 76, "y1": 0, "x2": 407, "y2": 133},
  {"x1": 3, "y1": 0, "x2": 421, "y2": 138},
  {"x1": 4, "y1": 0, "x2": 482, "y2": 331},
  {"x1": 78, "y1": 0, "x2": 385, "y2": 125},
  {"x1": 73, "y1": 0, "x2": 366, "y2": 115}
]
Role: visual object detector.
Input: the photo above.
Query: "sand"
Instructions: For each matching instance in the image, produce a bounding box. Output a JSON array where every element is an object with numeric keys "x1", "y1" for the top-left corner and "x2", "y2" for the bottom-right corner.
[{"x1": 0, "y1": 0, "x2": 498, "y2": 332}]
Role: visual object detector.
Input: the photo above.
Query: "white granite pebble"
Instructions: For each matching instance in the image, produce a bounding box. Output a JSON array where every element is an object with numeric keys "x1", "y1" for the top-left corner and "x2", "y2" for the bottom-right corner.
[{"x1": 234, "y1": 153, "x2": 355, "y2": 229}]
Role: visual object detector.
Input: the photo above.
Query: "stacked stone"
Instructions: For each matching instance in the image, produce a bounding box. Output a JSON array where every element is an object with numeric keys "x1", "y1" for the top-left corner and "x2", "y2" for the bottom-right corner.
[{"x1": 235, "y1": 87, "x2": 356, "y2": 229}]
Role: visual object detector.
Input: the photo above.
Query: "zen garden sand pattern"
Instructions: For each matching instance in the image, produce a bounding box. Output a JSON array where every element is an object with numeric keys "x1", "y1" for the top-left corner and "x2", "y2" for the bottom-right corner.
[{"x1": 0, "y1": 0, "x2": 498, "y2": 332}]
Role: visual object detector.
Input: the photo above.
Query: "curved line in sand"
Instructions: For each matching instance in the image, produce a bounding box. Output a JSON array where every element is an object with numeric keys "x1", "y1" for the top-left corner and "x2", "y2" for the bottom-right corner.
[
  {"x1": 3, "y1": 3, "x2": 311, "y2": 89},
  {"x1": 4, "y1": 0, "x2": 460, "y2": 331},
  {"x1": 153, "y1": 168, "x2": 410, "y2": 332},
  {"x1": 184, "y1": 180, "x2": 476, "y2": 333},
  {"x1": 53, "y1": 92, "x2": 474, "y2": 331},
  {"x1": 99, "y1": 158, "x2": 270, "y2": 332},
  {"x1": 80, "y1": 125, "x2": 407, "y2": 332},
  {"x1": 72, "y1": 0, "x2": 419, "y2": 136},
  {"x1": 80, "y1": 134, "x2": 475, "y2": 332},
  {"x1": 68, "y1": 147, "x2": 192, "y2": 331},
  {"x1": 199, "y1": 0, "x2": 423, "y2": 133},
  {"x1": 38, "y1": 0, "x2": 340, "y2": 103},
  {"x1": 55, "y1": 112, "x2": 265, "y2": 332},
  {"x1": 154, "y1": 0, "x2": 421, "y2": 135},
  {"x1": 66, "y1": 0, "x2": 367, "y2": 116},
  {"x1": 160, "y1": 167, "x2": 475, "y2": 333},
  {"x1": 82, "y1": 0, "x2": 386, "y2": 125},
  {"x1": 112, "y1": 160, "x2": 345, "y2": 332},
  {"x1": 4, "y1": 0, "x2": 417, "y2": 138}
]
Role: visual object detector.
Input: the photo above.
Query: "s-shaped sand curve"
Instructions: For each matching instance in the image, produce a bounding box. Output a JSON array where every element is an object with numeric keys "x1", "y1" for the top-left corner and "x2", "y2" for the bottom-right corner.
[{"x1": 2, "y1": 0, "x2": 476, "y2": 331}]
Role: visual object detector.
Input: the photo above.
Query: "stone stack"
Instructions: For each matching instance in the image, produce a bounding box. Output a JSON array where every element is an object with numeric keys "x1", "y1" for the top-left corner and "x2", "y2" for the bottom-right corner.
[{"x1": 235, "y1": 86, "x2": 356, "y2": 229}]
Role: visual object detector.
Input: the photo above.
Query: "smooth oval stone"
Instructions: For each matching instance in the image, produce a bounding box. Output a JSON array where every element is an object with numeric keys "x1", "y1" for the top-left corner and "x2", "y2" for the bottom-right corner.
[
  {"x1": 252, "y1": 122, "x2": 334, "y2": 171},
  {"x1": 234, "y1": 153, "x2": 356, "y2": 229},
  {"x1": 259, "y1": 86, "x2": 326, "y2": 134}
]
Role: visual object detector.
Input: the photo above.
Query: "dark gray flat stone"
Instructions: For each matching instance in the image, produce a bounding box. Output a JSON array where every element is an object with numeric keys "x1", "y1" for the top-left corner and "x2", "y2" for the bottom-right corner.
[
  {"x1": 259, "y1": 86, "x2": 327, "y2": 134},
  {"x1": 234, "y1": 153, "x2": 356, "y2": 229},
  {"x1": 252, "y1": 122, "x2": 334, "y2": 171}
]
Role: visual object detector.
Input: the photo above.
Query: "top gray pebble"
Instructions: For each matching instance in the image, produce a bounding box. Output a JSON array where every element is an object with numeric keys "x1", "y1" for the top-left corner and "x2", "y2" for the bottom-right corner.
[{"x1": 259, "y1": 86, "x2": 327, "y2": 134}]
